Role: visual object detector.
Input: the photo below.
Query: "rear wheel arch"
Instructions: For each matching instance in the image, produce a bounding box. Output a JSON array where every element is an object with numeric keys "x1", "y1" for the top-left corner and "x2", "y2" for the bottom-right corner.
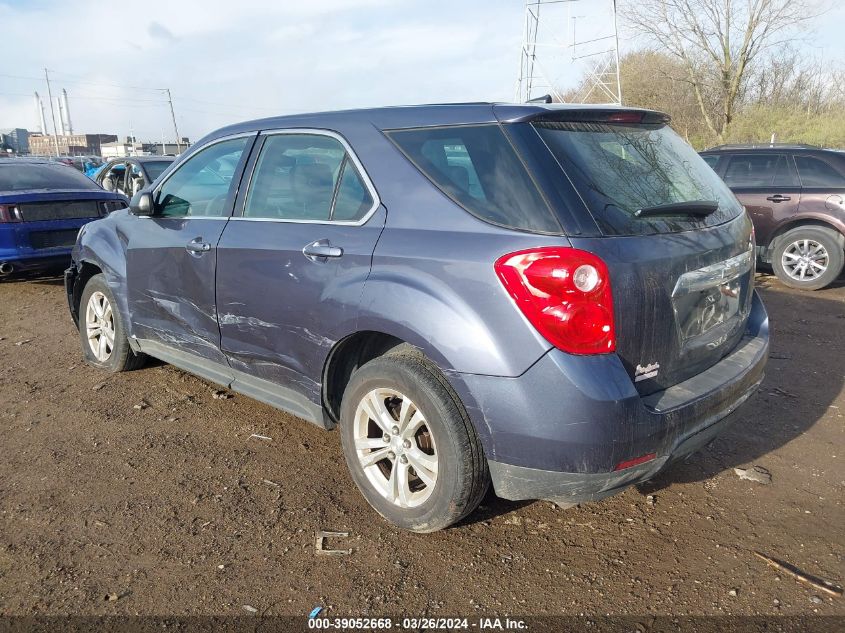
[
  {"x1": 763, "y1": 218, "x2": 845, "y2": 260},
  {"x1": 322, "y1": 331, "x2": 416, "y2": 425}
]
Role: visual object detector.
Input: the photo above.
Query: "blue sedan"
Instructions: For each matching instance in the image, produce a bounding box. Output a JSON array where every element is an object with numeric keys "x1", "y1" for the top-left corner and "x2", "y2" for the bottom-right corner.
[{"x1": 0, "y1": 159, "x2": 126, "y2": 277}]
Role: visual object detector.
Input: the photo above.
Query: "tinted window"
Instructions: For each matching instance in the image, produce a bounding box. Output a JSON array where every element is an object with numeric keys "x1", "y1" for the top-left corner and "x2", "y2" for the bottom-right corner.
[
  {"x1": 701, "y1": 154, "x2": 719, "y2": 169},
  {"x1": 795, "y1": 155, "x2": 845, "y2": 187},
  {"x1": 244, "y1": 134, "x2": 372, "y2": 222},
  {"x1": 773, "y1": 155, "x2": 800, "y2": 187},
  {"x1": 0, "y1": 162, "x2": 101, "y2": 191},
  {"x1": 723, "y1": 154, "x2": 782, "y2": 187},
  {"x1": 157, "y1": 137, "x2": 248, "y2": 218},
  {"x1": 142, "y1": 160, "x2": 172, "y2": 182},
  {"x1": 333, "y1": 159, "x2": 375, "y2": 221},
  {"x1": 535, "y1": 121, "x2": 741, "y2": 236},
  {"x1": 387, "y1": 124, "x2": 559, "y2": 233}
]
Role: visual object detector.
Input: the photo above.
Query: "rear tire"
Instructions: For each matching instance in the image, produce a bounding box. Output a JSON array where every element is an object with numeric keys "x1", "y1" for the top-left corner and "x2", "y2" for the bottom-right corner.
[
  {"x1": 339, "y1": 348, "x2": 489, "y2": 532},
  {"x1": 79, "y1": 274, "x2": 146, "y2": 372},
  {"x1": 771, "y1": 226, "x2": 844, "y2": 290}
]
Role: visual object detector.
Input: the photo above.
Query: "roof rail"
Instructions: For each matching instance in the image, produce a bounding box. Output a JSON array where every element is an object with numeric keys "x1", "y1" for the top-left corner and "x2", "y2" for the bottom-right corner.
[
  {"x1": 527, "y1": 94, "x2": 553, "y2": 104},
  {"x1": 705, "y1": 143, "x2": 820, "y2": 150}
]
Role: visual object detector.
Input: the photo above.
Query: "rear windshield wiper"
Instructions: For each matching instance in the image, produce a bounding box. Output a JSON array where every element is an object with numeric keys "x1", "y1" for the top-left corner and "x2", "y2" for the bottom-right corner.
[{"x1": 634, "y1": 200, "x2": 719, "y2": 218}]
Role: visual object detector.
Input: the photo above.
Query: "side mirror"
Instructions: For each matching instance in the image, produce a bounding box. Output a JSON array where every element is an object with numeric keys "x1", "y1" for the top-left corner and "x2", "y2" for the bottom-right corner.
[{"x1": 129, "y1": 191, "x2": 154, "y2": 216}]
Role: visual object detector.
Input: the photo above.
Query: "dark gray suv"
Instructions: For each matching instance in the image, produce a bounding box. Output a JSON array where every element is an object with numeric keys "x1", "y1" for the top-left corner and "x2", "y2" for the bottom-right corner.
[{"x1": 65, "y1": 104, "x2": 769, "y2": 531}]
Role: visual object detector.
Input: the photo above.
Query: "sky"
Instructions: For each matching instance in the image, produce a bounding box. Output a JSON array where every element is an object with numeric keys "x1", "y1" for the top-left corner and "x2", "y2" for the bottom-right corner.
[{"x1": 1, "y1": 0, "x2": 844, "y2": 145}]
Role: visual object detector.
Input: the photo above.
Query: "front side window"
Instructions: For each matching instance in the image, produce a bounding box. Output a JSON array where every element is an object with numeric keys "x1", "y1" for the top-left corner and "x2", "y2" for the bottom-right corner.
[
  {"x1": 386, "y1": 124, "x2": 559, "y2": 233},
  {"x1": 156, "y1": 137, "x2": 249, "y2": 218},
  {"x1": 243, "y1": 133, "x2": 374, "y2": 222},
  {"x1": 795, "y1": 155, "x2": 845, "y2": 187}
]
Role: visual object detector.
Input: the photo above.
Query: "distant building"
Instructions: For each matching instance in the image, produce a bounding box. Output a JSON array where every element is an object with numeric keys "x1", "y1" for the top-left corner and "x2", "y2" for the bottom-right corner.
[
  {"x1": 0, "y1": 128, "x2": 30, "y2": 154},
  {"x1": 28, "y1": 133, "x2": 118, "y2": 157},
  {"x1": 101, "y1": 138, "x2": 191, "y2": 158}
]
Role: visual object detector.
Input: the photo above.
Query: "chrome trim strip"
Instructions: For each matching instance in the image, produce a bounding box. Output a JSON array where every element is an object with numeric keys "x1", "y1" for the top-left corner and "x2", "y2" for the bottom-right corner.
[
  {"x1": 672, "y1": 249, "x2": 753, "y2": 296},
  {"x1": 235, "y1": 127, "x2": 381, "y2": 227}
]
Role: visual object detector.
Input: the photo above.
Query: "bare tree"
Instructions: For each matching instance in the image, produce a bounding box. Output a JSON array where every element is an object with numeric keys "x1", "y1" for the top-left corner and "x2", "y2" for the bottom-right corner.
[{"x1": 623, "y1": 0, "x2": 822, "y2": 141}]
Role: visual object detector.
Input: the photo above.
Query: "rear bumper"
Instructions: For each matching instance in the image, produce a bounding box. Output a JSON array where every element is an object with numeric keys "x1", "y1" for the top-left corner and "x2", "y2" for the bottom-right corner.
[
  {"x1": 0, "y1": 251, "x2": 72, "y2": 273},
  {"x1": 461, "y1": 290, "x2": 769, "y2": 504},
  {"x1": 0, "y1": 219, "x2": 87, "y2": 273}
]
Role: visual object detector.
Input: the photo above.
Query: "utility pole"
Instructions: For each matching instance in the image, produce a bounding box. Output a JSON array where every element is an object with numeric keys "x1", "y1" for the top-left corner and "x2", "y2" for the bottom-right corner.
[
  {"x1": 612, "y1": 0, "x2": 622, "y2": 105},
  {"x1": 44, "y1": 68, "x2": 61, "y2": 156},
  {"x1": 164, "y1": 89, "x2": 182, "y2": 153}
]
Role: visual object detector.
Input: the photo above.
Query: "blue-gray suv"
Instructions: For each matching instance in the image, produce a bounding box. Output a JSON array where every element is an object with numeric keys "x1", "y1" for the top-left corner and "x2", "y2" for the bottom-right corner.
[{"x1": 65, "y1": 103, "x2": 769, "y2": 531}]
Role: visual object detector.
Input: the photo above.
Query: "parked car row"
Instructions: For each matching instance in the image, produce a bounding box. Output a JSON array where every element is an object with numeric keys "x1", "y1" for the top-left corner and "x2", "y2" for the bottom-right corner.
[{"x1": 0, "y1": 155, "x2": 175, "y2": 276}]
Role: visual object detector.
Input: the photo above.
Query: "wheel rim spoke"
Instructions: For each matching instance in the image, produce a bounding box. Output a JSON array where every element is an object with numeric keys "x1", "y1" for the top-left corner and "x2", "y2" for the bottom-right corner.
[
  {"x1": 361, "y1": 392, "x2": 394, "y2": 434},
  {"x1": 359, "y1": 447, "x2": 391, "y2": 469},
  {"x1": 407, "y1": 449, "x2": 437, "y2": 487},
  {"x1": 395, "y1": 461, "x2": 411, "y2": 507},
  {"x1": 403, "y1": 411, "x2": 426, "y2": 438}
]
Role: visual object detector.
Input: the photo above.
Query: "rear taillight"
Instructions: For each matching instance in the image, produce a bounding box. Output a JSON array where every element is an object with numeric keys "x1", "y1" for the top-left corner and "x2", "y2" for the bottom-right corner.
[
  {"x1": 494, "y1": 247, "x2": 615, "y2": 355},
  {"x1": 0, "y1": 205, "x2": 21, "y2": 223}
]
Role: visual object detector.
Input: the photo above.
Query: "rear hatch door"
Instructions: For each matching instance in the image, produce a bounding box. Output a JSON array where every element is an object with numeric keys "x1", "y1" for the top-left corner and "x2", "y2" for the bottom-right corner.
[{"x1": 517, "y1": 110, "x2": 755, "y2": 395}]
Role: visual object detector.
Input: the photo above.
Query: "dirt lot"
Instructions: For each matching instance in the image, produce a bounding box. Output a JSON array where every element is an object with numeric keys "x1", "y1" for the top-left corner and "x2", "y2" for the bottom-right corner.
[{"x1": 0, "y1": 272, "x2": 842, "y2": 621}]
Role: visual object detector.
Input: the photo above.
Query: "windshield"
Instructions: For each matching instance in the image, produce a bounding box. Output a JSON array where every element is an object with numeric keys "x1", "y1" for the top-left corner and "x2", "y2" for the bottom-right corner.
[
  {"x1": 0, "y1": 162, "x2": 102, "y2": 192},
  {"x1": 143, "y1": 160, "x2": 172, "y2": 182},
  {"x1": 534, "y1": 121, "x2": 742, "y2": 236}
]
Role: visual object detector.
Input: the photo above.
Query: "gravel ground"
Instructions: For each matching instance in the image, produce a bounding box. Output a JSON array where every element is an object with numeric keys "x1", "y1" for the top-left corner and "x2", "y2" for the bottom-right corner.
[{"x1": 0, "y1": 272, "x2": 842, "y2": 621}]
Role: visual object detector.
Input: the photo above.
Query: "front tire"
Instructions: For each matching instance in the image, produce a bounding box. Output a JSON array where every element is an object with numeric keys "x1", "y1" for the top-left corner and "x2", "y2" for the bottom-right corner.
[
  {"x1": 79, "y1": 273, "x2": 145, "y2": 372},
  {"x1": 339, "y1": 348, "x2": 488, "y2": 532},
  {"x1": 771, "y1": 226, "x2": 844, "y2": 290}
]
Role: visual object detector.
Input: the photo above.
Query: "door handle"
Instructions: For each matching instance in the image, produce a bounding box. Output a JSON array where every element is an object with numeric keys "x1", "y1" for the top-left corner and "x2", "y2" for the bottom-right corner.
[
  {"x1": 766, "y1": 194, "x2": 791, "y2": 202},
  {"x1": 302, "y1": 239, "x2": 344, "y2": 262},
  {"x1": 186, "y1": 237, "x2": 211, "y2": 254}
]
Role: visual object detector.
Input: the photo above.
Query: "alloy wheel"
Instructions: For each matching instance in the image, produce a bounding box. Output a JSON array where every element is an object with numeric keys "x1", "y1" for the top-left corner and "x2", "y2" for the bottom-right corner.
[
  {"x1": 781, "y1": 238, "x2": 829, "y2": 282},
  {"x1": 85, "y1": 291, "x2": 115, "y2": 362},
  {"x1": 353, "y1": 388, "x2": 438, "y2": 508}
]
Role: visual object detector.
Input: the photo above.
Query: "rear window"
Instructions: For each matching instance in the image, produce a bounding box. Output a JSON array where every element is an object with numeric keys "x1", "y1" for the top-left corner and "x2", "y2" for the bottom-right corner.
[
  {"x1": 386, "y1": 124, "x2": 560, "y2": 233},
  {"x1": 534, "y1": 121, "x2": 742, "y2": 236},
  {"x1": 0, "y1": 163, "x2": 101, "y2": 191}
]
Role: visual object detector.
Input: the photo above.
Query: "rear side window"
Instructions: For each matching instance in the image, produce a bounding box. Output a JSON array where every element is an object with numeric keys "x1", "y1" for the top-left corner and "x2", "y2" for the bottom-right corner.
[
  {"x1": 386, "y1": 124, "x2": 560, "y2": 233},
  {"x1": 535, "y1": 121, "x2": 741, "y2": 236},
  {"x1": 723, "y1": 154, "x2": 784, "y2": 187},
  {"x1": 243, "y1": 133, "x2": 374, "y2": 222},
  {"x1": 795, "y1": 155, "x2": 845, "y2": 187}
]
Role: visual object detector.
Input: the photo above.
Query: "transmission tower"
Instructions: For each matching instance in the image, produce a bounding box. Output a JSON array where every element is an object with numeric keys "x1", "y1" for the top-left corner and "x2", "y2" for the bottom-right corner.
[{"x1": 515, "y1": 0, "x2": 622, "y2": 105}]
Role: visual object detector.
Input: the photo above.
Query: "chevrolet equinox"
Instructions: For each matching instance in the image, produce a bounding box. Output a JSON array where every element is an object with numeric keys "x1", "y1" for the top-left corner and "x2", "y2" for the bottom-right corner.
[{"x1": 65, "y1": 104, "x2": 769, "y2": 531}]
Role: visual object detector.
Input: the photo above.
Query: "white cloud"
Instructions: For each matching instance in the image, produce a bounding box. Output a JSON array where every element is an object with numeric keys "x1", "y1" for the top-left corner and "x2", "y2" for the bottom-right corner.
[{"x1": 0, "y1": 0, "x2": 525, "y2": 143}]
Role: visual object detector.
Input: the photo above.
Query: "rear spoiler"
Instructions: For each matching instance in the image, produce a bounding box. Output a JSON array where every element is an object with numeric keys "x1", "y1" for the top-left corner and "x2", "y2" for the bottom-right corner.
[{"x1": 493, "y1": 104, "x2": 671, "y2": 125}]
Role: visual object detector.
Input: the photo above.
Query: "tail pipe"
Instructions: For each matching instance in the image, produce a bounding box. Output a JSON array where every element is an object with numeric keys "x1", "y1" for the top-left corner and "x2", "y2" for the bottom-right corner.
[{"x1": 0, "y1": 262, "x2": 14, "y2": 276}]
